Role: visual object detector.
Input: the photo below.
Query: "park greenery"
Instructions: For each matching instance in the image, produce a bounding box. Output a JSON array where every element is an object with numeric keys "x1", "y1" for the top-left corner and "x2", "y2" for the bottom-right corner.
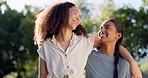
[{"x1": 0, "y1": 0, "x2": 148, "y2": 78}]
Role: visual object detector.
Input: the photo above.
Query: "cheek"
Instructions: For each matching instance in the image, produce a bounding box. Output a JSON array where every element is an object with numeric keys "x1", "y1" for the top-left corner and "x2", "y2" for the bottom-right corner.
[
  {"x1": 109, "y1": 33, "x2": 117, "y2": 39},
  {"x1": 78, "y1": 21, "x2": 80, "y2": 25}
]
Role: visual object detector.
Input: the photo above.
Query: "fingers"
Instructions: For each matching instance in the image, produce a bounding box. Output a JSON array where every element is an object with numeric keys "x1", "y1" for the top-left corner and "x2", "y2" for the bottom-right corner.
[
  {"x1": 136, "y1": 70, "x2": 142, "y2": 78},
  {"x1": 131, "y1": 70, "x2": 142, "y2": 78}
]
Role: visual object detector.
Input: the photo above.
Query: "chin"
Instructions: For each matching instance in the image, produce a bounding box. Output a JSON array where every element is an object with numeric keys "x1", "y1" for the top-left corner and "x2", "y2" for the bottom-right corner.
[
  {"x1": 71, "y1": 27, "x2": 76, "y2": 30},
  {"x1": 100, "y1": 39, "x2": 107, "y2": 42},
  {"x1": 72, "y1": 26, "x2": 77, "y2": 30}
]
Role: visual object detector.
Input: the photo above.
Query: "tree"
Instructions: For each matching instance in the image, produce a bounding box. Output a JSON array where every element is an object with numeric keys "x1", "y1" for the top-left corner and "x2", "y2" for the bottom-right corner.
[
  {"x1": 0, "y1": 1, "x2": 25, "y2": 77},
  {"x1": 142, "y1": 0, "x2": 148, "y2": 6},
  {"x1": 113, "y1": 6, "x2": 148, "y2": 60},
  {"x1": 0, "y1": 1, "x2": 38, "y2": 77},
  {"x1": 19, "y1": 5, "x2": 38, "y2": 77},
  {"x1": 76, "y1": 0, "x2": 99, "y2": 33},
  {"x1": 92, "y1": 0, "x2": 148, "y2": 60},
  {"x1": 99, "y1": 0, "x2": 115, "y2": 21}
]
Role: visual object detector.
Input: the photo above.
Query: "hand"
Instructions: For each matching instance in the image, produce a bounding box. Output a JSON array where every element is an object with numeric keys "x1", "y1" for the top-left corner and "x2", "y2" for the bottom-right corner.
[{"x1": 130, "y1": 61, "x2": 142, "y2": 78}]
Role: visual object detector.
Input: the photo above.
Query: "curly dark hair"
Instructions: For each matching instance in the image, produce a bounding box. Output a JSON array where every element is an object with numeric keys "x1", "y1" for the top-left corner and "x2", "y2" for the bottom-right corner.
[{"x1": 34, "y1": 2, "x2": 88, "y2": 46}]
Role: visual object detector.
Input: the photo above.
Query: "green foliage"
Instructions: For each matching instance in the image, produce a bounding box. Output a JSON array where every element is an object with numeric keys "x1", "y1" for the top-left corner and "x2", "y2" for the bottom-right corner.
[
  {"x1": 99, "y1": 0, "x2": 115, "y2": 21},
  {"x1": 76, "y1": 0, "x2": 99, "y2": 33},
  {"x1": 18, "y1": 9, "x2": 38, "y2": 78},
  {"x1": 140, "y1": 62, "x2": 148, "y2": 74},
  {"x1": 19, "y1": 11, "x2": 37, "y2": 61},
  {"x1": 77, "y1": 0, "x2": 148, "y2": 60},
  {"x1": 0, "y1": 2, "x2": 38, "y2": 77},
  {"x1": 113, "y1": 6, "x2": 148, "y2": 60},
  {"x1": 0, "y1": 3, "x2": 24, "y2": 76},
  {"x1": 142, "y1": 0, "x2": 148, "y2": 6}
]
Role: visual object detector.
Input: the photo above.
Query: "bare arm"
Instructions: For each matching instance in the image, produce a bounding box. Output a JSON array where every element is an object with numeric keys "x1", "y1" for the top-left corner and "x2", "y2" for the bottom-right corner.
[
  {"x1": 38, "y1": 57, "x2": 48, "y2": 78},
  {"x1": 119, "y1": 45, "x2": 135, "y2": 63},
  {"x1": 119, "y1": 45, "x2": 142, "y2": 78},
  {"x1": 95, "y1": 37, "x2": 137, "y2": 64},
  {"x1": 93, "y1": 37, "x2": 101, "y2": 48}
]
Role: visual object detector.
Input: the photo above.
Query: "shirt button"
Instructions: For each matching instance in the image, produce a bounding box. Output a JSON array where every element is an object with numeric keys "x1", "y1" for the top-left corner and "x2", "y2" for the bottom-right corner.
[
  {"x1": 64, "y1": 75, "x2": 69, "y2": 78},
  {"x1": 65, "y1": 54, "x2": 67, "y2": 57},
  {"x1": 67, "y1": 66, "x2": 69, "y2": 68}
]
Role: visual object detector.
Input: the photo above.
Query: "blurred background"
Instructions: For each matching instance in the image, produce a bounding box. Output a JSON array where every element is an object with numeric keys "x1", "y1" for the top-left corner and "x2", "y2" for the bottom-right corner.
[{"x1": 0, "y1": 0, "x2": 148, "y2": 78}]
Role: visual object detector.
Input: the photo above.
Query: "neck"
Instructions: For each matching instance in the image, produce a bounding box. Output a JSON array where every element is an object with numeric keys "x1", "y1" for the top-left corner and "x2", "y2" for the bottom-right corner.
[
  {"x1": 55, "y1": 28, "x2": 73, "y2": 42},
  {"x1": 99, "y1": 42, "x2": 116, "y2": 56}
]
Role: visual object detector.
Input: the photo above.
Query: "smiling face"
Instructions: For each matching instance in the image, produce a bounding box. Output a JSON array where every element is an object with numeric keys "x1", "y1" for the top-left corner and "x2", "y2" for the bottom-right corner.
[
  {"x1": 67, "y1": 6, "x2": 81, "y2": 30},
  {"x1": 98, "y1": 21, "x2": 122, "y2": 43}
]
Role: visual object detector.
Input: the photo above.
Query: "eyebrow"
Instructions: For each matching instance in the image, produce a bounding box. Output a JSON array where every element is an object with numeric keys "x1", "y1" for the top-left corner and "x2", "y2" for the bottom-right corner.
[
  {"x1": 71, "y1": 9, "x2": 79, "y2": 13},
  {"x1": 104, "y1": 24, "x2": 111, "y2": 27}
]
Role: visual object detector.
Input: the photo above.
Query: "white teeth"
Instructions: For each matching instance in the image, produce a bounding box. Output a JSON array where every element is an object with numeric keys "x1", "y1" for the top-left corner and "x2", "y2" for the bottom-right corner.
[
  {"x1": 101, "y1": 34, "x2": 106, "y2": 36},
  {"x1": 73, "y1": 20, "x2": 78, "y2": 25},
  {"x1": 100, "y1": 34, "x2": 106, "y2": 37},
  {"x1": 99, "y1": 32, "x2": 108, "y2": 38}
]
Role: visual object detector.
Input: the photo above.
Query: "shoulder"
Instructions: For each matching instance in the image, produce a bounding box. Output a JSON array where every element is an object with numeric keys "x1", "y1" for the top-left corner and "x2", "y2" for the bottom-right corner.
[
  {"x1": 88, "y1": 34, "x2": 95, "y2": 39},
  {"x1": 37, "y1": 38, "x2": 51, "y2": 49},
  {"x1": 119, "y1": 57, "x2": 130, "y2": 66},
  {"x1": 74, "y1": 33, "x2": 94, "y2": 42},
  {"x1": 119, "y1": 57, "x2": 129, "y2": 63}
]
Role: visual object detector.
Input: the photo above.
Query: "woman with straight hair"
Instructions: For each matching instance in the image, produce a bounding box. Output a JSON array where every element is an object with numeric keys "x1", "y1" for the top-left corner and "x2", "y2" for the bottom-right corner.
[{"x1": 86, "y1": 19, "x2": 142, "y2": 78}]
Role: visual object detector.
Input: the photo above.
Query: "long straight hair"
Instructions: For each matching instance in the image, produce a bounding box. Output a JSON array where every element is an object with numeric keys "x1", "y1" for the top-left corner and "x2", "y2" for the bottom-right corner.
[{"x1": 106, "y1": 19, "x2": 124, "y2": 78}]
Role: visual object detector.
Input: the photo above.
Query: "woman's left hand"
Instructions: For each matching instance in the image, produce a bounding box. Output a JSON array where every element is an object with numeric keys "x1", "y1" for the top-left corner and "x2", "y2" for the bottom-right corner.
[{"x1": 130, "y1": 61, "x2": 142, "y2": 78}]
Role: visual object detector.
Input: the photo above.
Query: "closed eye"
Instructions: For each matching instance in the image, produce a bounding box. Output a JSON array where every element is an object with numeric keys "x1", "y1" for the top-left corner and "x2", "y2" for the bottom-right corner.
[
  {"x1": 100, "y1": 26, "x2": 103, "y2": 29},
  {"x1": 73, "y1": 12, "x2": 77, "y2": 15},
  {"x1": 104, "y1": 25, "x2": 110, "y2": 29},
  {"x1": 105, "y1": 26, "x2": 109, "y2": 29}
]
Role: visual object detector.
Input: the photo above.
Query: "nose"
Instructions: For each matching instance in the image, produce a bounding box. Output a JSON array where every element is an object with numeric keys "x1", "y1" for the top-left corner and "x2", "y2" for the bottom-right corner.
[
  {"x1": 98, "y1": 26, "x2": 105, "y2": 36},
  {"x1": 76, "y1": 17, "x2": 80, "y2": 24},
  {"x1": 100, "y1": 26, "x2": 105, "y2": 32},
  {"x1": 76, "y1": 17, "x2": 80, "y2": 21}
]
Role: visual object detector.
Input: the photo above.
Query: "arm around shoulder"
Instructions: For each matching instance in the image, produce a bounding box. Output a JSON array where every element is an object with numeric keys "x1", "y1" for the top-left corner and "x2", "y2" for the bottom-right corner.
[
  {"x1": 119, "y1": 45, "x2": 142, "y2": 78},
  {"x1": 118, "y1": 45, "x2": 135, "y2": 63}
]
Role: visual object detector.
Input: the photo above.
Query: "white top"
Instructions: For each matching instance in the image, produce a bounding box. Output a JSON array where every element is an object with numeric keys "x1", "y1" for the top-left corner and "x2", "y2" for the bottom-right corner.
[
  {"x1": 37, "y1": 33, "x2": 94, "y2": 78},
  {"x1": 86, "y1": 50, "x2": 130, "y2": 78}
]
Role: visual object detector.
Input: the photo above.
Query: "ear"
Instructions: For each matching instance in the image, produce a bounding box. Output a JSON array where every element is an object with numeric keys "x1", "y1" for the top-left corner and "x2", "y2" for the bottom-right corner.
[{"x1": 117, "y1": 33, "x2": 122, "y2": 39}]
